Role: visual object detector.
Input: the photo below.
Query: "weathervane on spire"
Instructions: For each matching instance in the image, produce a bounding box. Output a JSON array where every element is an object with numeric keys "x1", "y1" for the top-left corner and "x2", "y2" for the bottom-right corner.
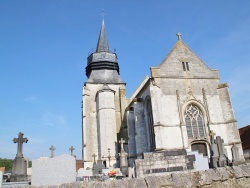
[{"x1": 176, "y1": 32, "x2": 182, "y2": 40}]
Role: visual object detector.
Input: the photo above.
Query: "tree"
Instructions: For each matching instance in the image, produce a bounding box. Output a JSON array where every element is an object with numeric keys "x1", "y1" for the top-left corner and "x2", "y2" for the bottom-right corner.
[{"x1": 0, "y1": 158, "x2": 12, "y2": 171}]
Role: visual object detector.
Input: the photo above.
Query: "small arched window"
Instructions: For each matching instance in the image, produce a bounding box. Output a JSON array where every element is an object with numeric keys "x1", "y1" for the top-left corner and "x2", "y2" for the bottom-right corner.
[
  {"x1": 146, "y1": 99, "x2": 156, "y2": 150},
  {"x1": 185, "y1": 104, "x2": 206, "y2": 138}
]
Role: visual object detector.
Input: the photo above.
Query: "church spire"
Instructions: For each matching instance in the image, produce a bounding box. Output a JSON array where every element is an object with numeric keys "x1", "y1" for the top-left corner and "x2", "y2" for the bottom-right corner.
[
  {"x1": 85, "y1": 20, "x2": 124, "y2": 83},
  {"x1": 96, "y1": 20, "x2": 109, "y2": 52}
]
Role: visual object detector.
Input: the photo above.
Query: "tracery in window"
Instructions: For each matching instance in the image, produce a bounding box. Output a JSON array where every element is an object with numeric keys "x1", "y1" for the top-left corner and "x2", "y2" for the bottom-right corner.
[{"x1": 184, "y1": 104, "x2": 205, "y2": 138}]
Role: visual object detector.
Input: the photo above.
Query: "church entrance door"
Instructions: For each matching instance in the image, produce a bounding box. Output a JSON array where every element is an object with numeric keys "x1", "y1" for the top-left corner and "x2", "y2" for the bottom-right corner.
[{"x1": 191, "y1": 143, "x2": 207, "y2": 156}]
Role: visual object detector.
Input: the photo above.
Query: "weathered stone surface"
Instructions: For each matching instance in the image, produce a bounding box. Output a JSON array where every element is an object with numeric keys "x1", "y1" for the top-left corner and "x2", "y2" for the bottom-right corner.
[
  {"x1": 239, "y1": 164, "x2": 250, "y2": 176},
  {"x1": 145, "y1": 174, "x2": 174, "y2": 188},
  {"x1": 32, "y1": 155, "x2": 76, "y2": 186},
  {"x1": 8, "y1": 164, "x2": 250, "y2": 188},
  {"x1": 172, "y1": 172, "x2": 194, "y2": 188},
  {"x1": 215, "y1": 167, "x2": 232, "y2": 180}
]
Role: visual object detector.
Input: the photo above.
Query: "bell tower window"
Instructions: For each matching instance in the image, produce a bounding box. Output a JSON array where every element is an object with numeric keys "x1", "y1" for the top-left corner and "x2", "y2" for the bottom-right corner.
[{"x1": 182, "y1": 62, "x2": 189, "y2": 71}]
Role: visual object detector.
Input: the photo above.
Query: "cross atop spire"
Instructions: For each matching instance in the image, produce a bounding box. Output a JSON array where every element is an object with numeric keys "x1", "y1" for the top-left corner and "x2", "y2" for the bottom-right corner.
[
  {"x1": 100, "y1": 10, "x2": 106, "y2": 21},
  {"x1": 176, "y1": 32, "x2": 182, "y2": 40},
  {"x1": 96, "y1": 18, "x2": 109, "y2": 52}
]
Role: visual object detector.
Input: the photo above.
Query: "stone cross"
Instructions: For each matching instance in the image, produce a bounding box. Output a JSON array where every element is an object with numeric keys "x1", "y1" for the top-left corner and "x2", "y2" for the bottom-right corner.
[
  {"x1": 102, "y1": 148, "x2": 111, "y2": 167},
  {"x1": 176, "y1": 32, "x2": 182, "y2": 40},
  {"x1": 215, "y1": 136, "x2": 224, "y2": 155},
  {"x1": 92, "y1": 153, "x2": 97, "y2": 164},
  {"x1": 49, "y1": 145, "x2": 56, "y2": 158},
  {"x1": 13, "y1": 132, "x2": 28, "y2": 157},
  {"x1": 215, "y1": 136, "x2": 227, "y2": 167},
  {"x1": 101, "y1": 9, "x2": 106, "y2": 20},
  {"x1": 119, "y1": 138, "x2": 125, "y2": 151},
  {"x1": 69, "y1": 146, "x2": 75, "y2": 156}
]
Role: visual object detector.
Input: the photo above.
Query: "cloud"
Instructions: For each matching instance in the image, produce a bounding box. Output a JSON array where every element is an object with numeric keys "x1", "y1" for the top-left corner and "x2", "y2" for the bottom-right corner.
[{"x1": 42, "y1": 111, "x2": 67, "y2": 128}]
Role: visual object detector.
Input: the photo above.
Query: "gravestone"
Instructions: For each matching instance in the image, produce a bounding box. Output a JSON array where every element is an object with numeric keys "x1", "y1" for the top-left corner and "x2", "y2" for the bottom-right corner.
[
  {"x1": 215, "y1": 136, "x2": 227, "y2": 167},
  {"x1": 231, "y1": 144, "x2": 240, "y2": 164},
  {"x1": 0, "y1": 170, "x2": 3, "y2": 187},
  {"x1": 188, "y1": 151, "x2": 209, "y2": 171},
  {"x1": 92, "y1": 160, "x2": 105, "y2": 175},
  {"x1": 209, "y1": 131, "x2": 219, "y2": 168},
  {"x1": 119, "y1": 138, "x2": 128, "y2": 176},
  {"x1": 69, "y1": 146, "x2": 75, "y2": 157},
  {"x1": 32, "y1": 154, "x2": 76, "y2": 186},
  {"x1": 10, "y1": 132, "x2": 28, "y2": 182},
  {"x1": 77, "y1": 168, "x2": 92, "y2": 181},
  {"x1": 49, "y1": 145, "x2": 55, "y2": 158}
]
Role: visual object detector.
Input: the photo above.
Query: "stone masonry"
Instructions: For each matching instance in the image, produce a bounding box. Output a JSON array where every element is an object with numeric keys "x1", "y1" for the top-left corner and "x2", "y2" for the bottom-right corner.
[{"x1": 14, "y1": 163, "x2": 250, "y2": 188}]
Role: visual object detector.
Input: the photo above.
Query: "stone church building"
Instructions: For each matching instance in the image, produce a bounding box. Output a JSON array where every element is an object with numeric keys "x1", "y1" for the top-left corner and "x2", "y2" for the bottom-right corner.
[{"x1": 81, "y1": 20, "x2": 244, "y2": 174}]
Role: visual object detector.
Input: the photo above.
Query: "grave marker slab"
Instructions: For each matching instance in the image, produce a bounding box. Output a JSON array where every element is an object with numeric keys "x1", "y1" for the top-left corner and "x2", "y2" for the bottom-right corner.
[
  {"x1": 0, "y1": 171, "x2": 3, "y2": 187},
  {"x1": 10, "y1": 132, "x2": 28, "y2": 182},
  {"x1": 32, "y1": 154, "x2": 76, "y2": 186}
]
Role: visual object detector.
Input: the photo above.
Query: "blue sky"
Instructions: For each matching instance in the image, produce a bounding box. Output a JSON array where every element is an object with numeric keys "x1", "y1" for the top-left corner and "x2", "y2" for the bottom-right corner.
[{"x1": 0, "y1": 0, "x2": 250, "y2": 160}]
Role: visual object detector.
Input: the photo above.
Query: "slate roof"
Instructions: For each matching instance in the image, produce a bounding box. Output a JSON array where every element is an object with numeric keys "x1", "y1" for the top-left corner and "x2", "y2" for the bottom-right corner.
[
  {"x1": 239, "y1": 125, "x2": 250, "y2": 150},
  {"x1": 85, "y1": 20, "x2": 124, "y2": 84},
  {"x1": 96, "y1": 20, "x2": 109, "y2": 52}
]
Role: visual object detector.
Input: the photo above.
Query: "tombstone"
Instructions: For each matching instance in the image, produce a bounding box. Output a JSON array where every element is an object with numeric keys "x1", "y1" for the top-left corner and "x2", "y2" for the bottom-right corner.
[
  {"x1": 209, "y1": 131, "x2": 219, "y2": 168},
  {"x1": 32, "y1": 154, "x2": 76, "y2": 186},
  {"x1": 92, "y1": 153, "x2": 97, "y2": 165},
  {"x1": 10, "y1": 132, "x2": 28, "y2": 182},
  {"x1": 231, "y1": 144, "x2": 240, "y2": 164},
  {"x1": 0, "y1": 170, "x2": 3, "y2": 187},
  {"x1": 215, "y1": 136, "x2": 227, "y2": 167},
  {"x1": 92, "y1": 160, "x2": 105, "y2": 176},
  {"x1": 77, "y1": 168, "x2": 92, "y2": 181},
  {"x1": 187, "y1": 151, "x2": 209, "y2": 171},
  {"x1": 49, "y1": 145, "x2": 55, "y2": 158},
  {"x1": 119, "y1": 138, "x2": 128, "y2": 176},
  {"x1": 69, "y1": 146, "x2": 75, "y2": 157}
]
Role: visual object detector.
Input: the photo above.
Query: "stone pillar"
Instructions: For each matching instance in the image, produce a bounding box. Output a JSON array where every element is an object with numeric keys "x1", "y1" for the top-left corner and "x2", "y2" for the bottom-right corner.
[{"x1": 96, "y1": 85, "x2": 117, "y2": 167}]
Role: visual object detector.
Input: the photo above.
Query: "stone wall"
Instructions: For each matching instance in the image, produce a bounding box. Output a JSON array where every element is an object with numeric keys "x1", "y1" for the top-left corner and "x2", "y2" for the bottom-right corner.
[{"x1": 14, "y1": 163, "x2": 250, "y2": 188}]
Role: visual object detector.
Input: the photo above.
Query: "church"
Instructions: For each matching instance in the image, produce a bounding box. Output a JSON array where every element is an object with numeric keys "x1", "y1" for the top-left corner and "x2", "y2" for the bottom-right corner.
[{"x1": 81, "y1": 20, "x2": 244, "y2": 176}]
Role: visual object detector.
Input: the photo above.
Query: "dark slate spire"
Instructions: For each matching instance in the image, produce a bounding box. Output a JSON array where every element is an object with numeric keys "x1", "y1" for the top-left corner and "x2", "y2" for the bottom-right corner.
[
  {"x1": 85, "y1": 20, "x2": 124, "y2": 84},
  {"x1": 96, "y1": 20, "x2": 109, "y2": 52}
]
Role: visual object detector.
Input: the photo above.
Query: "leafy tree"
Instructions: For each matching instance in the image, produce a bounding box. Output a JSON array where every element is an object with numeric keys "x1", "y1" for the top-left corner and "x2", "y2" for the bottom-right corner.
[
  {"x1": 0, "y1": 158, "x2": 32, "y2": 171},
  {"x1": 28, "y1": 161, "x2": 32, "y2": 168},
  {"x1": 0, "y1": 158, "x2": 13, "y2": 171}
]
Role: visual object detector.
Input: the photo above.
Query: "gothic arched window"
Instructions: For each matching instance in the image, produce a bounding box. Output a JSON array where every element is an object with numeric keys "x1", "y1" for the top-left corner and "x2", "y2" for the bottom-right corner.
[
  {"x1": 146, "y1": 99, "x2": 156, "y2": 150},
  {"x1": 184, "y1": 104, "x2": 206, "y2": 138}
]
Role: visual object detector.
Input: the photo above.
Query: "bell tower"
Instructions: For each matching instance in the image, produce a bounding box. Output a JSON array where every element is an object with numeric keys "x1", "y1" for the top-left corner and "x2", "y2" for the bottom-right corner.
[{"x1": 82, "y1": 20, "x2": 126, "y2": 168}]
